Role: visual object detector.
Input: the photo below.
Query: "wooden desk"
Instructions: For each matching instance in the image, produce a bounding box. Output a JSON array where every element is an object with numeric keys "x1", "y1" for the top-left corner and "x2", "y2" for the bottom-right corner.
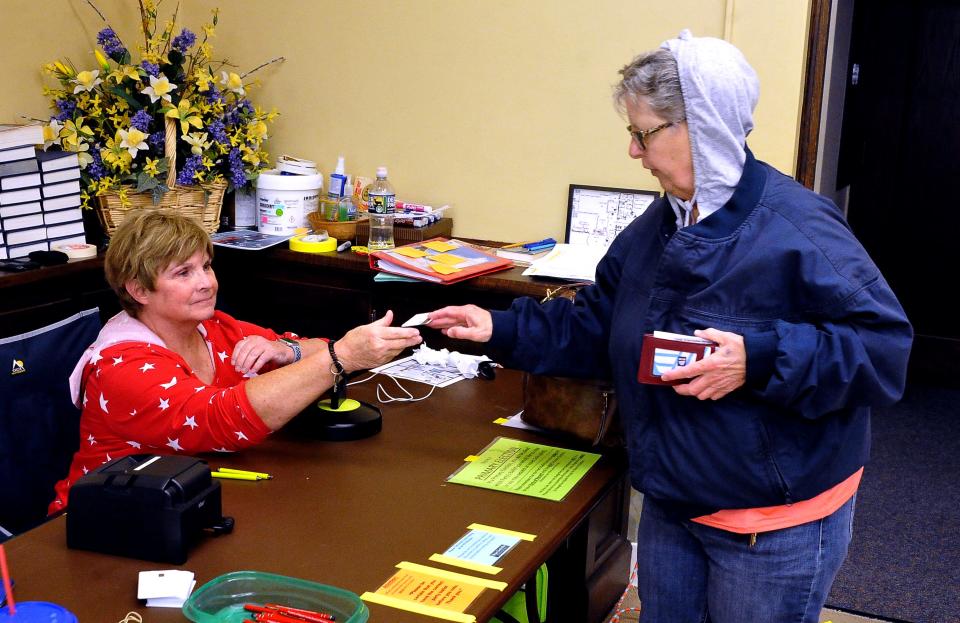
[{"x1": 3, "y1": 369, "x2": 630, "y2": 622}]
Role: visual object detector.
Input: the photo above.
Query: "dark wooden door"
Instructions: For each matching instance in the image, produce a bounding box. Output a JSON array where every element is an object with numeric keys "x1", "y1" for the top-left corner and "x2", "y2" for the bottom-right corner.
[{"x1": 839, "y1": 1, "x2": 960, "y2": 346}]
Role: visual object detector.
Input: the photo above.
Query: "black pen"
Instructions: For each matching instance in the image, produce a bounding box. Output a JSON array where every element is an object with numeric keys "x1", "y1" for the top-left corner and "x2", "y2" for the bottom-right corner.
[{"x1": 336, "y1": 241, "x2": 352, "y2": 253}]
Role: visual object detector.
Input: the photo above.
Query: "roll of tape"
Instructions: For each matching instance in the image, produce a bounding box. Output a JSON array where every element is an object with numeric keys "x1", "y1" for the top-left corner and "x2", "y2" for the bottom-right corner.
[
  {"x1": 289, "y1": 234, "x2": 337, "y2": 253},
  {"x1": 52, "y1": 243, "x2": 97, "y2": 259}
]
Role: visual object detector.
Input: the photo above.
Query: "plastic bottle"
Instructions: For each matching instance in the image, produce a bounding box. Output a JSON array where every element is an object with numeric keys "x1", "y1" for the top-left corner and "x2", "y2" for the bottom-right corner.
[
  {"x1": 328, "y1": 156, "x2": 347, "y2": 198},
  {"x1": 367, "y1": 166, "x2": 396, "y2": 250}
]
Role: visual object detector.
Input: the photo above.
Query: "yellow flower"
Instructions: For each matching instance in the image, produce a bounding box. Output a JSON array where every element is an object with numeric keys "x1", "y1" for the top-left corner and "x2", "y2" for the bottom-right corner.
[
  {"x1": 101, "y1": 135, "x2": 133, "y2": 172},
  {"x1": 182, "y1": 131, "x2": 211, "y2": 156},
  {"x1": 143, "y1": 157, "x2": 161, "y2": 176},
  {"x1": 94, "y1": 50, "x2": 110, "y2": 72},
  {"x1": 194, "y1": 67, "x2": 215, "y2": 92},
  {"x1": 118, "y1": 127, "x2": 149, "y2": 158},
  {"x1": 141, "y1": 74, "x2": 177, "y2": 103},
  {"x1": 61, "y1": 117, "x2": 93, "y2": 150},
  {"x1": 247, "y1": 119, "x2": 268, "y2": 141},
  {"x1": 43, "y1": 119, "x2": 63, "y2": 149},
  {"x1": 110, "y1": 66, "x2": 141, "y2": 84},
  {"x1": 72, "y1": 69, "x2": 103, "y2": 93},
  {"x1": 220, "y1": 71, "x2": 245, "y2": 96},
  {"x1": 165, "y1": 98, "x2": 203, "y2": 134}
]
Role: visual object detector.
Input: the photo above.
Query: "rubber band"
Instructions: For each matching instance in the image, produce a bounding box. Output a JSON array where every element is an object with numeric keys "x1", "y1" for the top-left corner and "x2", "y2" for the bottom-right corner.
[{"x1": 118, "y1": 612, "x2": 143, "y2": 623}]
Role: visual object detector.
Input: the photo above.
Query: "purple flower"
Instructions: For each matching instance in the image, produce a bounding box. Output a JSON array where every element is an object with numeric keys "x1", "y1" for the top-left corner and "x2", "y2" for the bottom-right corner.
[
  {"x1": 176, "y1": 154, "x2": 203, "y2": 185},
  {"x1": 131, "y1": 110, "x2": 152, "y2": 132},
  {"x1": 54, "y1": 98, "x2": 76, "y2": 122},
  {"x1": 171, "y1": 28, "x2": 196, "y2": 52},
  {"x1": 140, "y1": 61, "x2": 160, "y2": 77},
  {"x1": 228, "y1": 148, "x2": 246, "y2": 188},
  {"x1": 97, "y1": 27, "x2": 127, "y2": 62},
  {"x1": 148, "y1": 131, "x2": 165, "y2": 153},
  {"x1": 205, "y1": 85, "x2": 223, "y2": 104},
  {"x1": 208, "y1": 119, "x2": 228, "y2": 145},
  {"x1": 87, "y1": 147, "x2": 106, "y2": 181}
]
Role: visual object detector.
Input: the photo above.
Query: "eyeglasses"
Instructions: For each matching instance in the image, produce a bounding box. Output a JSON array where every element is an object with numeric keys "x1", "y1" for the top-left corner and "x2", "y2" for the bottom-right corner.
[{"x1": 627, "y1": 121, "x2": 674, "y2": 150}]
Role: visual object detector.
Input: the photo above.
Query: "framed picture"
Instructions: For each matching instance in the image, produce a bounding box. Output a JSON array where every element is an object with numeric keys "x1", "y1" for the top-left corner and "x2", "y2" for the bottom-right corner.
[{"x1": 564, "y1": 184, "x2": 660, "y2": 249}]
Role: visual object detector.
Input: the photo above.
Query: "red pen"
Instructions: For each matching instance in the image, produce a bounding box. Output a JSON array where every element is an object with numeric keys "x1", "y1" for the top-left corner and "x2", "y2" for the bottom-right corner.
[
  {"x1": 254, "y1": 612, "x2": 311, "y2": 623},
  {"x1": 264, "y1": 603, "x2": 336, "y2": 621}
]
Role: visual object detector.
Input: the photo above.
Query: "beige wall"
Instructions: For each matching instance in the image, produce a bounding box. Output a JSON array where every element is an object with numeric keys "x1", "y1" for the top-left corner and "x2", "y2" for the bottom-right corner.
[{"x1": 0, "y1": 0, "x2": 810, "y2": 241}]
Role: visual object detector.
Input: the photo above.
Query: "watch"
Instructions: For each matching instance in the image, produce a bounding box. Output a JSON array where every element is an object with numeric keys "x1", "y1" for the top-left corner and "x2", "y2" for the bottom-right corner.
[{"x1": 278, "y1": 337, "x2": 302, "y2": 363}]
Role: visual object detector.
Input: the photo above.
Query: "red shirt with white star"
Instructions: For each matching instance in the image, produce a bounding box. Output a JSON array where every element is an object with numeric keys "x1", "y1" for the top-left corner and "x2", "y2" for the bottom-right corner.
[{"x1": 50, "y1": 311, "x2": 294, "y2": 514}]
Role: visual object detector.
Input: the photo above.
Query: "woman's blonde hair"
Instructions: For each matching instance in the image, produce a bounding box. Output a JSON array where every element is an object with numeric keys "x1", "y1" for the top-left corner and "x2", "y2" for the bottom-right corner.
[{"x1": 105, "y1": 209, "x2": 214, "y2": 316}]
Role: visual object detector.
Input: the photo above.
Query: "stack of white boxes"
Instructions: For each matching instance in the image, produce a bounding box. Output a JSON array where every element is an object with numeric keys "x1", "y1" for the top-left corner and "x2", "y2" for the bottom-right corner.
[{"x1": 0, "y1": 132, "x2": 85, "y2": 259}]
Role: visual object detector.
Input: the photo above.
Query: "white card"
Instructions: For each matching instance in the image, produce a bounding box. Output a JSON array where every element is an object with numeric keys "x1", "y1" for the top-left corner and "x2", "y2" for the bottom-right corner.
[
  {"x1": 146, "y1": 579, "x2": 196, "y2": 607},
  {"x1": 402, "y1": 312, "x2": 431, "y2": 327},
  {"x1": 137, "y1": 569, "x2": 195, "y2": 603}
]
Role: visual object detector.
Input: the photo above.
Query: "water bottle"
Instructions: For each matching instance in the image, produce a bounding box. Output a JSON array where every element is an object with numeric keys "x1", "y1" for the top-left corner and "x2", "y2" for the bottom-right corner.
[{"x1": 367, "y1": 166, "x2": 395, "y2": 250}]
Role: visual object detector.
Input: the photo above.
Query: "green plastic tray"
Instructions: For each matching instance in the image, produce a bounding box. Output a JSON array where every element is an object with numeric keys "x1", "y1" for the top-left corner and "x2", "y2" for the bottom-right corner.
[{"x1": 182, "y1": 570, "x2": 369, "y2": 623}]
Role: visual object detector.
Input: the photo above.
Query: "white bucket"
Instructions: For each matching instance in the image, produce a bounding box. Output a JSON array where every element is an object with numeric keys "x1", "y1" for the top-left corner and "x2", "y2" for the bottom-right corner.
[{"x1": 256, "y1": 169, "x2": 323, "y2": 235}]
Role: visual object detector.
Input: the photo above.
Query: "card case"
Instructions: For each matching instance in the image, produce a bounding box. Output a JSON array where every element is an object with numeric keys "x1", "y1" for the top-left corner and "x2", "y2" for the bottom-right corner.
[{"x1": 637, "y1": 332, "x2": 718, "y2": 385}]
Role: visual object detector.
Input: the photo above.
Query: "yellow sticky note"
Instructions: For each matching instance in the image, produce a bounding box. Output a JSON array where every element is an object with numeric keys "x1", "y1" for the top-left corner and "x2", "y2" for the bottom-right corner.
[
  {"x1": 430, "y1": 263, "x2": 461, "y2": 275},
  {"x1": 432, "y1": 253, "x2": 466, "y2": 266},
  {"x1": 464, "y1": 455, "x2": 480, "y2": 462},
  {"x1": 493, "y1": 418, "x2": 509, "y2": 425},
  {"x1": 394, "y1": 246, "x2": 429, "y2": 258},
  {"x1": 423, "y1": 240, "x2": 458, "y2": 252}
]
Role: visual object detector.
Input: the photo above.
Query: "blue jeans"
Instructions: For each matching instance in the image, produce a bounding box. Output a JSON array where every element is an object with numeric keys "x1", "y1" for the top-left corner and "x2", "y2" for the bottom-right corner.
[{"x1": 636, "y1": 494, "x2": 856, "y2": 623}]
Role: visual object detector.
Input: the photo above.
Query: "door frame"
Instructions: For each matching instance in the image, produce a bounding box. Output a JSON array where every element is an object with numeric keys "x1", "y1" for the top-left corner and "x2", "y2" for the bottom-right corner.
[{"x1": 796, "y1": 0, "x2": 832, "y2": 190}]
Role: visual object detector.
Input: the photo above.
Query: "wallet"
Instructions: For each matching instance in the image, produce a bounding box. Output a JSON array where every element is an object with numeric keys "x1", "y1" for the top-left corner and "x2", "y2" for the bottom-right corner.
[{"x1": 638, "y1": 331, "x2": 718, "y2": 385}]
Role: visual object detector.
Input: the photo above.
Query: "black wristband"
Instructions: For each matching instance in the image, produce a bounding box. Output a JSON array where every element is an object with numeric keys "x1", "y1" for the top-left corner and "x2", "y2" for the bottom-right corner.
[{"x1": 328, "y1": 339, "x2": 345, "y2": 375}]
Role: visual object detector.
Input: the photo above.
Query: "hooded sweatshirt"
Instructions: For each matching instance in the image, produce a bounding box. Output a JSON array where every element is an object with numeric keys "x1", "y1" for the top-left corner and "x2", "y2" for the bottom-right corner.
[{"x1": 661, "y1": 29, "x2": 759, "y2": 226}]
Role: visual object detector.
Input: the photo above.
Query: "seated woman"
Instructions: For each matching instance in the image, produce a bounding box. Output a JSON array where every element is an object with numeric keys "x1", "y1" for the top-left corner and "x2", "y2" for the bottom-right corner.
[{"x1": 50, "y1": 209, "x2": 422, "y2": 513}]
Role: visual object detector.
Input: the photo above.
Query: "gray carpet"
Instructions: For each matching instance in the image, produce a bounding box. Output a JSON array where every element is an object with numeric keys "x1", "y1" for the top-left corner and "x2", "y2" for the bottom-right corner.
[{"x1": 826, "y1": 384, "x2": 960, "y2": 623}]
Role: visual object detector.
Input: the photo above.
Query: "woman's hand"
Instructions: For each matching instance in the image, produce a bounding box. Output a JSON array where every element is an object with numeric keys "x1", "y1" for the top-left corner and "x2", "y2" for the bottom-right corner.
[
  {"x1": 659, "y1": 328, "x2": 746, "y2": 400},
  {"x1": 426, "y1": 305, "x2": 493, "y2": 342},
  {"x1": 231, "y1": 335, "x2": 294, "y2": 375},
  {"x1": 334, "y1": 310, "x2": 423, "y2": 372}
]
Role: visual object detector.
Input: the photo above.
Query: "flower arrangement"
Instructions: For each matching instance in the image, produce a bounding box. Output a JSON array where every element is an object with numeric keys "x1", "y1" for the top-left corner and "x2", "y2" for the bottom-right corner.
[{"x1": 41, "y1": 0, "x2": 282, "y2": 208}]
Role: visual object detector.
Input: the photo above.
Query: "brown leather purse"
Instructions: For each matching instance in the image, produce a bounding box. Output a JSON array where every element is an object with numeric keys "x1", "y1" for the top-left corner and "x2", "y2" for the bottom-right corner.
[{"x1": 519, "y1": 285, "x2": 623, "y2": 448}]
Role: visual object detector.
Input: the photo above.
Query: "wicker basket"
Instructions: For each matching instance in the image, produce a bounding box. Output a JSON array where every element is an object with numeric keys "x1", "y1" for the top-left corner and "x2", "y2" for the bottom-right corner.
[{"x1": 95, "y1": 117, "x2": 226, "y2": 236}]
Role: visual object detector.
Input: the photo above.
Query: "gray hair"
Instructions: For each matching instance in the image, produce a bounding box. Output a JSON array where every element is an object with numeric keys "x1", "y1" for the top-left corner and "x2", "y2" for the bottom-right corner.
[{"x1": 613, "y1": 49, "x2": 686, "y2": 123}]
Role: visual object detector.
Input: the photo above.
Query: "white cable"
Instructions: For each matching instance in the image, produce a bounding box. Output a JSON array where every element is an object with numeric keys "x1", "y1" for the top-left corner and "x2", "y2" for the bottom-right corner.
[
  {"x1": 346, "y1": 371, "x2": 438, "y2": 403},
  {"x1": 376, "y1": 374, "x2": 437, "y2": 403}
]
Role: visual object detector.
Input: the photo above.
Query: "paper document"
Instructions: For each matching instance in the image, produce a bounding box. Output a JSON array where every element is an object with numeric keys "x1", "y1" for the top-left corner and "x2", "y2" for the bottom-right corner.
[
  {"x1": 447, "y1": 437, "x2": 600, "y2": 501},
  {"x1": 521, "y1": 243, "x2": 607, "y2": 282}
]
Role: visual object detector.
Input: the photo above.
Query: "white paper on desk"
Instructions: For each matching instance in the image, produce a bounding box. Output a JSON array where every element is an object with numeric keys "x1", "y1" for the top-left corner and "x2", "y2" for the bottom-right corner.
[
  {"x1": 499, "y1": 411, "x2": 547, "y2": 433},
  {"x1": 521, "y1": 244, "x2": 606, "y2": 282},
  {"x1": 137, "y1": 569, "x2": 195, "y2": 607}
]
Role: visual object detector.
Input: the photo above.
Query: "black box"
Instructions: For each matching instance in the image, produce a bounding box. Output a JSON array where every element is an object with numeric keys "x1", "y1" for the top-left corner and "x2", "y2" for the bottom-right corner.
[{"x1": 66, "y1": 455, "x2": 230, "y2": 564}]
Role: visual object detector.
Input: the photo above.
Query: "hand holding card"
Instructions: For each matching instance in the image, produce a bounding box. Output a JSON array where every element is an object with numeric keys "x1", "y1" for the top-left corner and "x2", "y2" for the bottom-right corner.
[{"x1": 637, "y1": 331, "x2": 718, "y2": 385}]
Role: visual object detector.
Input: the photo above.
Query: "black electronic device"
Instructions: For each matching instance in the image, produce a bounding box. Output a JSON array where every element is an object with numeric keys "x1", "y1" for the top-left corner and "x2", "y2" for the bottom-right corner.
[{"x1": 66, "y1": 454, "x2": 234, "y2": 564}]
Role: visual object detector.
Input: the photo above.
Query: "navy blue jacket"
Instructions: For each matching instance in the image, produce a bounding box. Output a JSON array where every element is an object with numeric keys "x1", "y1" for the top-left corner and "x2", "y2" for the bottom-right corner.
[{"x1": 489, "y1": 150, "x2": 912, "y2": 517}]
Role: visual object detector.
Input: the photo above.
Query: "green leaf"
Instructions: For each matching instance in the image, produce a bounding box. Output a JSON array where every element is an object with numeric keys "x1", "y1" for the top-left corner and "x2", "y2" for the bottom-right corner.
[
  {"x1": 151, "y1": 185, "x2": 166, "y2": 205},
  {"x1": 105, "y1": 84, "x2": 140, "y2": 110},
  {"x1": 136, "y1": 173, "x2": 159, "y2": 193}
]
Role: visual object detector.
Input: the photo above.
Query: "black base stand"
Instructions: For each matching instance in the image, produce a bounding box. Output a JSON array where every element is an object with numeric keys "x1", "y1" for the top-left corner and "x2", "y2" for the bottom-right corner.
[{"x1": 293, "y1": 398, "x2": 382, "y2": 441}]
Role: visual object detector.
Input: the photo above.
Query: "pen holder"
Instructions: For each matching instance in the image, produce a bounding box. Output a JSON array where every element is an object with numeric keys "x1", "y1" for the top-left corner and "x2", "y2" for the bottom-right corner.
[{"x1": 307, "y1": 213, "x2": 363, "y2": 243}]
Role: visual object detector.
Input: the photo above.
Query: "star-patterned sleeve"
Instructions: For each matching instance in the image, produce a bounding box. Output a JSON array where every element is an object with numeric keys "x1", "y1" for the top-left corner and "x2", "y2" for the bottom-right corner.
[{"x1": 84, "y1": 341, "x2": 271, "y2": 455}]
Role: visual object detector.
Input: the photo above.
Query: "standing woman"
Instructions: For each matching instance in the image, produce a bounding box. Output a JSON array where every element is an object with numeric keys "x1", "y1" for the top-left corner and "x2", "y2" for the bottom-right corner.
[
  {"x1": 51, "y1": 209, "x2": 422, "y2": 513},
  {"x1": 427, "y1": 31, "x2": 912, "y2": 623}
]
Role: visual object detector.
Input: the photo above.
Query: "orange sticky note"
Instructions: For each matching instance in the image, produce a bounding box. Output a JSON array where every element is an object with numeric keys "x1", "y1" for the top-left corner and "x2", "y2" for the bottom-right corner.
[
  {"x1": 430, "y1": 262, "x2": 461, "y2": 275},
  {"x1": 432, "y1": 253, "x2": 466, "y2": 266},
  {"x1": 394, "y1": 246, "x2": 429, "y2": 258},
  {"x1": 423, "y1": 240, "x2": 458, "y2": 252}
]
